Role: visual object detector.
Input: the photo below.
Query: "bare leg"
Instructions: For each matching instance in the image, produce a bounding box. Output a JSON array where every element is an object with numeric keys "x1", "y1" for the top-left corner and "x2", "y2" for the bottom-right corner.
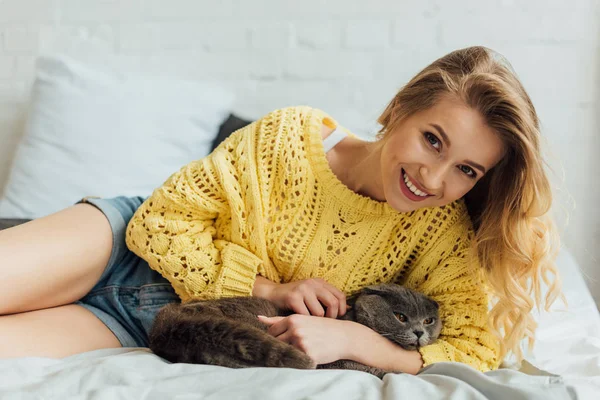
[
  {"x1": 0, "y1": 203, "x2": 113, "y2": 315},
  {"x1": 0, "y1": 304, "x2": 121, "y2": 358}
]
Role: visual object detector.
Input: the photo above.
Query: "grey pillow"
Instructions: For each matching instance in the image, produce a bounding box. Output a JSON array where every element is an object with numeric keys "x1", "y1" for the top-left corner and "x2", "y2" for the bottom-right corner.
[
  {"x1": 0, "y1": 218, "x2": 31, "y2": 230},
  {"x1": 211, "y1": 113, "x2": 253, "y2": 152}
]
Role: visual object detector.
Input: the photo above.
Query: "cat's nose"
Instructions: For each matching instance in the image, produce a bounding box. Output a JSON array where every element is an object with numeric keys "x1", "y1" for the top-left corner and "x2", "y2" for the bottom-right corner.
[{"x1": 414, "y1": 330, "x2": 423, "y2": 338}]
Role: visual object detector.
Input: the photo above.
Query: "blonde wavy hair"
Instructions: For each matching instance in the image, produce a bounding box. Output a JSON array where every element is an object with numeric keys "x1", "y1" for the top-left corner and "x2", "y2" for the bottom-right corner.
[{"x1": 376, "y1": 46, "x2": 564, "y2": 362}]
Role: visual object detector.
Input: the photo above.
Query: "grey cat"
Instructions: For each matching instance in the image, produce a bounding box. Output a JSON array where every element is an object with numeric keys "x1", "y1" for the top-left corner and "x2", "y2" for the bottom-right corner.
[{"x1": 148, "y1": 284, "x2": 442, "y2": 378}]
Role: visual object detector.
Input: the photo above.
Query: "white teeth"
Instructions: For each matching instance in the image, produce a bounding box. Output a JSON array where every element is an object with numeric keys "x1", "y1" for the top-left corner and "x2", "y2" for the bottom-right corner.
[{"x1": 403, "y1": 172, "x2": 428, "y2": 197}]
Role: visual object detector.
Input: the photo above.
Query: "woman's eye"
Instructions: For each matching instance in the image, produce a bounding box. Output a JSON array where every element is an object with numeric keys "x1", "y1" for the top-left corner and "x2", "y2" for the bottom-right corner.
[
  {"x1": 395, "y1": 313, "x2": 407, "y2": 322},
  {"x1": 424, "y1": 132, "x2": 441, "y2": 150},
  {"x1": 424, "y1": 318, "x2": 434, "y2": 325},
  {"x1": 459, "y1": 165, "x2": 476, "y2": 178}
]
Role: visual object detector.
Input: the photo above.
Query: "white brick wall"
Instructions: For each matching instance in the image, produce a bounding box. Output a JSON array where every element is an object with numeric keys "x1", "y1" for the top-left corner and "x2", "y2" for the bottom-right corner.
[{"x1": 0, "y1": 0, "x2": 598, "y2": 305}]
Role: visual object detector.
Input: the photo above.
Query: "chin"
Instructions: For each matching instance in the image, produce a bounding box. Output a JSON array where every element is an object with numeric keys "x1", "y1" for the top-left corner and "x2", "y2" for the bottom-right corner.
[
  {"x1": 391, "y1": 204, "x2": 416, "y2": 214},
  {"x1": 385, "y1": 190, "x2": 416, "y2": 213},
  {"x1": 389, "y1": 199, "x2": 424, "y2": 214}
]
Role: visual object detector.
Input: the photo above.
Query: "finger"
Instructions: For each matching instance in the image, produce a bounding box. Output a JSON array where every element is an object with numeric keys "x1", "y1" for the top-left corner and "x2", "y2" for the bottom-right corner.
[
  {"x1": 266, "y1": 319, "x2": 290, "y2": 337},
  {"x1": 317, "y1": 290, "x2": 339, "y2": 319},
  {"x1": 304, "y1": 293, "x2": 326, "y2": 317},
  {"x1": 289, "y1": 296, "x2": 311, "y2": 315},
  {"x1": 257, "y1": 315, "x2": 285, "y2": 325},
  {"x1": 325, "y1": 284, "x2": 347, "y2": 316}
]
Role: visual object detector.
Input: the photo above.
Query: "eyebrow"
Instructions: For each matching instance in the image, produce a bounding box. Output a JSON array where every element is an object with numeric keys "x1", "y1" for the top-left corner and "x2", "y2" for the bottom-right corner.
[{"x1": 430, "y1": 123, "x2": 487, "y2": 175}]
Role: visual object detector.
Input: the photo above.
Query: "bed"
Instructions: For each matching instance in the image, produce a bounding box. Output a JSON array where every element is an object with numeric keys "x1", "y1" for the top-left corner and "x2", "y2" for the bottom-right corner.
[
  {"x1": 0, "y1": 121, "x2": 598, "y2": 398},
  {"x1": 0, "y1": 56, "x2": 598, "y2": 399},
  {"x1": 0, "y1": 245, "x2": 596, "y2": 399}
]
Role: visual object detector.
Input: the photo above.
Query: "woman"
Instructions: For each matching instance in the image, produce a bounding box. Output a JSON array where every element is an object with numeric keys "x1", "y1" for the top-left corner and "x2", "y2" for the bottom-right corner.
[{"x1": 0, "y1": 46, "x2": 562, "y2": 375}]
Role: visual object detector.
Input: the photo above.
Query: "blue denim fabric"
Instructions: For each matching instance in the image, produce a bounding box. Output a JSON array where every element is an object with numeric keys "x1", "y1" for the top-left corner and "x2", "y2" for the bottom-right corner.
[{"x1": 74, "y1": 196, "x2": 180, "y2": 348}]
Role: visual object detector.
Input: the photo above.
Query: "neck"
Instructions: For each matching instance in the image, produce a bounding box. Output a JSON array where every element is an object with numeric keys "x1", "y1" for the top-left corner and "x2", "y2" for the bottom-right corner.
[{"x1": 343, "y1": 138, "x2": 386, "y2": 202}]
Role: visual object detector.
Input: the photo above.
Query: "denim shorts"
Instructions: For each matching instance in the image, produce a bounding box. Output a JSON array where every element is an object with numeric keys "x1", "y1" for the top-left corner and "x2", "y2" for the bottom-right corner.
[{"x1": 74, "y1": 196, "x2": 181, "y2": 348}]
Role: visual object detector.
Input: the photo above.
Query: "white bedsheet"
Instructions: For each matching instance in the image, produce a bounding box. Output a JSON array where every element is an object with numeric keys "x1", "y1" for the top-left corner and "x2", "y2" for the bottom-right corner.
[
  {"x1": 0, "y1": 349, "x2": 576, "y2": 400},
  {"x1": 518, "y1": 248, "x2": 600, "y2": 399},
  {"x1": 0, "y1": 248, "x2": 598, "y2": 399}
]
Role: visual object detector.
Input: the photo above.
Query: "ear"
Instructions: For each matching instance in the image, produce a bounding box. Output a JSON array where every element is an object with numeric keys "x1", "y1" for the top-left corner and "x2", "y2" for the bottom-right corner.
[
  {"x1": 353, "y1": 291, "x2": 392, "y2": 327},
  {"x1": 361, "y1": 284, "x2": 398, "y2": 297},
  {"x1": 361, "y1": 285, "x2": 386, "y2": 297}
]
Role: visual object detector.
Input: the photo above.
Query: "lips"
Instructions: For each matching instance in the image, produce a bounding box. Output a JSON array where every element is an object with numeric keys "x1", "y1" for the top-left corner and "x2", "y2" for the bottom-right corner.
[
  {"x1": 400, "y1": 168, "x2": 432, "y2": 202},
  {"x1": 403, "y1": 169, "x2": 432, "y2": 195}
]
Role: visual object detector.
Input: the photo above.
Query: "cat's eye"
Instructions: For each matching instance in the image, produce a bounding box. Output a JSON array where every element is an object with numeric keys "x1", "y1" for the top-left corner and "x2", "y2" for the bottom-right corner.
[
  {"x1": 394, "y1": 313, "x2": 407, "y2": 323},
  {"x1": 423, "y1": 318, "x2": 435, "y2": 325}
]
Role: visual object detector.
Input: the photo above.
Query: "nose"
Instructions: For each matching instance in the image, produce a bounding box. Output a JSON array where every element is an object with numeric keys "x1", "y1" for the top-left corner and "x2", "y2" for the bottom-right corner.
[
  {"x1": 419, "y1": 164, "x2": 446, "y2": 193},
  {"x1": 414, "y1": 330, "x2": 423, "y2": 339}
]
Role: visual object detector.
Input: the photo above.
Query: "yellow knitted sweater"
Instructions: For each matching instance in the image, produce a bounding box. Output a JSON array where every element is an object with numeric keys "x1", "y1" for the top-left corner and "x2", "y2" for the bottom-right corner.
[{"x1": 126, "y1": 106, "x2": 501, "y2": 372}]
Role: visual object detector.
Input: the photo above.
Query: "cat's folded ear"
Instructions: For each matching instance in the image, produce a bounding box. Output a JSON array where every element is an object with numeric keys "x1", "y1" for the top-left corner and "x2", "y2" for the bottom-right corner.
[
  {"x1": 361, "y1": 284, "x2": 401, "y2": 297},
  {"x1": 361, "y1": 284, "x2": 439, "y2": 307}
]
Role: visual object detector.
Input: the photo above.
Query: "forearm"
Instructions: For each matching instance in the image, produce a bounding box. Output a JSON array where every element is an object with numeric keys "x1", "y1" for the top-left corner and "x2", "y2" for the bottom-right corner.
[{"x1": 345, "y1": 321, "x2": 423, "y2": 375}]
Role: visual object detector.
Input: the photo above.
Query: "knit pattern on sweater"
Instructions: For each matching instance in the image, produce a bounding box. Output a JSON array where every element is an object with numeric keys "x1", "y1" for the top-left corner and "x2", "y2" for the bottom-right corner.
[{"x1": 126, "y1": 106, "x2": 501, "y2": 371}]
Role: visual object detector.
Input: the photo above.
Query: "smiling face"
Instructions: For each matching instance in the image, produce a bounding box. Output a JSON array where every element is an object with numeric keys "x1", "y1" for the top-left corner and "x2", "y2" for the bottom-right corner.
[{"x1": 379, "y1": 96, "x2": 506, "y2": 213}]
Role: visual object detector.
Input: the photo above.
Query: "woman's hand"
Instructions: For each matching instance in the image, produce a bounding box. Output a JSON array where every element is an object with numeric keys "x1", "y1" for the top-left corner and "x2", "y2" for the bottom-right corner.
[
  {"x1": 258, "y1": 314, "x2": 351, "y2": 365},
  {"x1": 259, "y1": 314, "x2": 424, "y2": 374},
  {"x1": 253, "y1": 276, "x2": 347, "y2": 318}
]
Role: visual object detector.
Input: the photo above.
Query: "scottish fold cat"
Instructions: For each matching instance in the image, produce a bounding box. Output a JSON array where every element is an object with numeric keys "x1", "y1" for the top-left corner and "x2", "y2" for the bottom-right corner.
[{"x1": 149, "y1": 284, "x2": 441, "y2": 378}]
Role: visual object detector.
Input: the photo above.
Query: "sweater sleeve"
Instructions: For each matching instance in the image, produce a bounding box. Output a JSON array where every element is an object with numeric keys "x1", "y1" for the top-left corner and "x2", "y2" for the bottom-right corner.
[
  {"x1": 409, "y1": 213, "x2": 502, "y2": 372},
  {"x1": 125, "y1": 125, "x2": 264, "y2": 303}
]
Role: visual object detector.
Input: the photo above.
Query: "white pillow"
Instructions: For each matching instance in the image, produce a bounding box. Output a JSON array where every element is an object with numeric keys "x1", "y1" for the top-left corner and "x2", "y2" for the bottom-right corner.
[{"x1": 0, "y1": 55, "x2": 234, "y2": 218}]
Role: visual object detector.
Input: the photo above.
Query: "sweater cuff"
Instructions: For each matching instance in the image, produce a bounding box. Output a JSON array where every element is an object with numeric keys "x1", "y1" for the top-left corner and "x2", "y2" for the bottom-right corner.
[
  {"x1": 419, "y1": 342, "x2": 497, "y2": 372},
  {"x1": 418, "y1": 342, "x2": 450, "y2": 368},
  {"x1": 217, "y1": 243, "x2": 263, "y2": 298}
]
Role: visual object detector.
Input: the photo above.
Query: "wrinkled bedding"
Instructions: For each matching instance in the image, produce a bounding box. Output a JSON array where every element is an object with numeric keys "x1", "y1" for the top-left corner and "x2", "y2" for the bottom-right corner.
[
  {"x1": 0, "y1": 249, "x2": 598, "y2": 399},
  {"x1": 0, "y1": 349, "x2": 577, "y2": 400}
]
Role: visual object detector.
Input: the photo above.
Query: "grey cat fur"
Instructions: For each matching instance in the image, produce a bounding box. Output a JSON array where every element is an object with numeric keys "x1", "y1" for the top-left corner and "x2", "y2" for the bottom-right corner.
[{"x1": 148, "y1": 283, "x2": 441, "y2": 378}]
